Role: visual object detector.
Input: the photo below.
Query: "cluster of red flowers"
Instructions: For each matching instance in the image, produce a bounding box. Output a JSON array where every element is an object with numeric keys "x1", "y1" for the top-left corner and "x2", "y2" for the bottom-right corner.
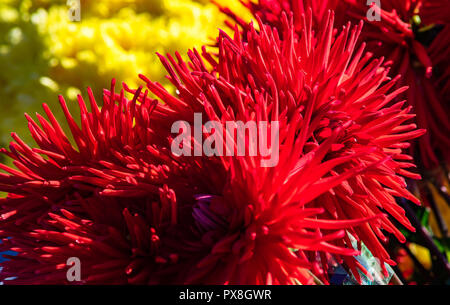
[
  {"x1": 0, "y1": 0, "x2": 443, "y2": 285},
  {"x1": 218, "y1": 0, "x2": 450, "y2": 169}
]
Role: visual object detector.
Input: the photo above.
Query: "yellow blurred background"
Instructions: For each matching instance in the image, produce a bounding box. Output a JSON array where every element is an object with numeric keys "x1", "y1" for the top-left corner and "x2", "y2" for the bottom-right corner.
[{"x1": 0, "y1": 0, "x2": 250, "y2": 148}]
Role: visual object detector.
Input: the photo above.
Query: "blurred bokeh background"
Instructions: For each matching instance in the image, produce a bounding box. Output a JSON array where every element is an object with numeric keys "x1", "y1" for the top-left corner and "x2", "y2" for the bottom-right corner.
[{"x1": 0, "y1": 0, "x2": 249, "y2": 150}]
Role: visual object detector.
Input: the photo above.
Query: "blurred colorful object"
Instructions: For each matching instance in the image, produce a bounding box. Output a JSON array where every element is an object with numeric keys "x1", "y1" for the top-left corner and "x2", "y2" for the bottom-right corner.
[{"x1": 0, "y1": 0, "x2": 250, "y2": 148}]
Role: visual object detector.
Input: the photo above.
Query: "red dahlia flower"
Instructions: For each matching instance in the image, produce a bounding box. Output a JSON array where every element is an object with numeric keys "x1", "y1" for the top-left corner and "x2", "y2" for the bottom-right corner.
[
  {"x1": 0, "y1": 83, "x2": 192, "y2": 284},
  {"x1": 129, "y1": 12, "x2": 424, "y2": 283},
  {"x1": 343, "y1": 0, "x2": 450, "y2": 170},
  {"x1": 0, "y1": 12, "x2": 424, "y2": 284},
  {"x1": 214, "y1": 0, "x2": 344, "y2": 34},
  {"x1": 218, "y1": 0, "x2": 450, "y2": 170}
]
